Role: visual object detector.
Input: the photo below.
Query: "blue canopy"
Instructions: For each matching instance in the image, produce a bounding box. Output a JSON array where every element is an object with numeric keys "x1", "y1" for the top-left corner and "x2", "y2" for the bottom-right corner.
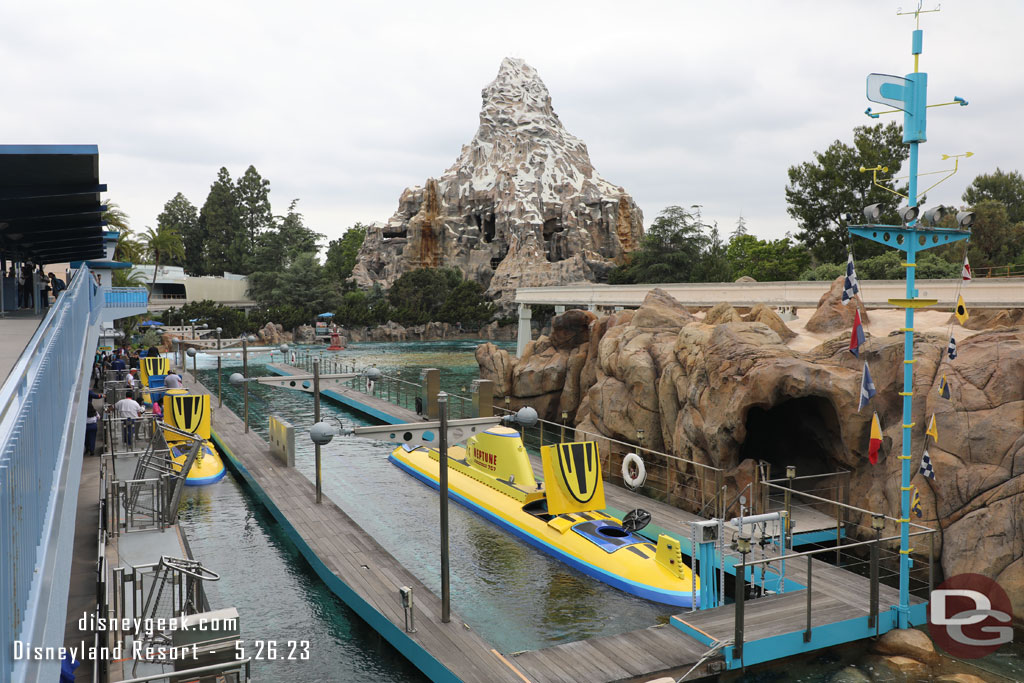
[
  {"x1": 139, "y1": 320, "x2": 163, "y2": 326},
  {"x1": 317, "y1": 312, "x2": 334, "y2": 318}
]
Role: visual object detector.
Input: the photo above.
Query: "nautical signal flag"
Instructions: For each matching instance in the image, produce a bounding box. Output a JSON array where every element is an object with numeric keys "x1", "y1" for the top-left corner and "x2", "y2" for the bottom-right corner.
[
  {"x1": 962, "y1": 255, "x2": 972, "y2": 281},
  {"x1": 938, "y1": 375, "x2": 951, "y2": 400},
  {"x1": 868, "y1": 412, "x2": 882, "y2": 465},
  {"x1": 926, "y1": 414, "x2": 939, "y2": 443},
  {"x1": 849, "y1": 308, "x2": 866, "y2": 357},
  {"x1": 842, "y1": 253, "x2": 860, "y2": 305},
  {"x1": 911, "y1": 485, "x2": 923, "y2": 518},
  {"x1": 920, "y1": 449, "x2": 936, "y2": 480},
  {"x1": 947, "y1": 336, "x2": 958, "y2": 361},
  {"x1": 859, "y1": 362, "x2": 877, "y2": 412},
  {"x1": 955, "y1": 294, "x2": 969, "y2": 325}
]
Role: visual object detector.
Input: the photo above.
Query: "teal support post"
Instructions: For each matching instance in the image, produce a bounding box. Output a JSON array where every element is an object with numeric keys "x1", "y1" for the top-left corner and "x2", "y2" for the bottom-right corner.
[
  {"x1": 698, "y1": 535, "x2": 718, "y2": 609},
  {"x1": 852, "y1": 13, "x2": 970, "y2": 630}
]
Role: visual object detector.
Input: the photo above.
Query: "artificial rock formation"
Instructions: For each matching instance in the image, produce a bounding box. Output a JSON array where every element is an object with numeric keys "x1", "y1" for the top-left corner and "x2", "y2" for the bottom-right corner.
[
  {"x1": 352, "y1": 58, "x2": 643, "y2": 304},
  {"x1": 480, "y1": 290, "x2": 1024, "y2": 620}
]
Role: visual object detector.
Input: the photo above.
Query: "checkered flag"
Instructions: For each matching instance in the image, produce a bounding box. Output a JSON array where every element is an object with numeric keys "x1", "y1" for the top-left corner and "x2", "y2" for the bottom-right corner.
[
  {"x1": 841, "y1": 253, "x2": 860, "y2": 305},
  {"x1": 919, "y1": 449, "x2": 936, "y2": 480}
]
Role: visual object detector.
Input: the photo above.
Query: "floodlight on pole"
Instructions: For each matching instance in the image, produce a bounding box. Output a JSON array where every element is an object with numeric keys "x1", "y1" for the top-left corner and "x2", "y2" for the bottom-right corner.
[
  {"x1": 920, "y1": 205, "x2": 948, "y2": 226},
  {"x1": 897, "y1": 205, "x2": 920, "y2": 225},
  {"x1": 956, "y1": 211, "x2": 975, "y2": 229},
  {"x1": 863, "y1": 203, "x2": 883, "y2": 223}
]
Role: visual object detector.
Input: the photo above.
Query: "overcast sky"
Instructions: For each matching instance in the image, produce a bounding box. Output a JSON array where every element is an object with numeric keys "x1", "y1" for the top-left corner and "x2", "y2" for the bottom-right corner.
[{"x1": 2, "y1": 1, "x2": 1019, "y2": 247}]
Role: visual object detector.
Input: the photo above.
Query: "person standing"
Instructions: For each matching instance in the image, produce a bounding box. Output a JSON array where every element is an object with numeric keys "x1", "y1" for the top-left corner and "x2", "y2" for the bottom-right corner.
[
  {"x1": 37, "y1": 265, "x2": 50, "y2": 310},
  {"x1": 49, "y1": 272, "x2": 66, "y2": 299},
  {"x1": 20, "y1": 263, "x2": 33, "y2": 309},
  {"x1": 114, "y1": 392, "x2": 144, "y2": 448},
  {"x1": 84, "y1": 402, "x2": 99, "y2": 456}
]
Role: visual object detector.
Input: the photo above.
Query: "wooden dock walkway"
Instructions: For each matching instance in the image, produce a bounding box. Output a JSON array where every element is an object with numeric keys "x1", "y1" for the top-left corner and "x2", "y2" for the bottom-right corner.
[
  {"x1": 184, "y1": 375, "x2": 529, "y2": 683},
  {"x1": 186, "y1": 363, "x2": 928, "y2": 680}
]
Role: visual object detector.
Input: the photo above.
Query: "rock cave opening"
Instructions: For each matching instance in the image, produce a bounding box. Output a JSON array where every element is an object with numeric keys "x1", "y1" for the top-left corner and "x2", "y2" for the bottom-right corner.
[
  {"x1": 482, "y1": 213, "x2": 496, "y2": 242},
  {"x1": 737, "y1": 396, "x2": 844, "y2": 478}
]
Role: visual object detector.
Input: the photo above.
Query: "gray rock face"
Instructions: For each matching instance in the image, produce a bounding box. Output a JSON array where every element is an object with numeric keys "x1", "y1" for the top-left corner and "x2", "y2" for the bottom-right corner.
[{"x1": 352, "y1": 57, "x2": 643, "y2": 303}]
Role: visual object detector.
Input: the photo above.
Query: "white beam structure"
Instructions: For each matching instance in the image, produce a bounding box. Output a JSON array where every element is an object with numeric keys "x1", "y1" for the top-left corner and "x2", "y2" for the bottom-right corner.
[
  {"x1": 515, "y1": 278, "x2": 1024, "y2": 309},
  {"x1": 512, "y1": 278, "x2": 1024, "y2": 357}
]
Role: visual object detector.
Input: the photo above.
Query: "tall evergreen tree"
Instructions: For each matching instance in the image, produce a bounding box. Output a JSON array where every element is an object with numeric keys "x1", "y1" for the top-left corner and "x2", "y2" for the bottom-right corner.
[
  {"x1": 786, "y1": 122, "x2": 908, "y2": 263},
  {"x1": 324, "y1": 223, "x2": 367, "y2": 281},
  {"x1": 235, "y1": 165, "x2": 273, "y2": 270},
  {"x1": 158, "y1": 192, "x2": 202, "y2": 272},
  {"x1": 962, "y1": 168, "x2": 1024, "y2": 223},
  {"x1": 200, "y1": 167, "x2": 242, "y2": 275}
]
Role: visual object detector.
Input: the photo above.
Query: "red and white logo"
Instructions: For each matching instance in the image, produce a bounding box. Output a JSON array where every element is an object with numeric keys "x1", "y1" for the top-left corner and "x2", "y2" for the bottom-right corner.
[{"x1": 928, "y1": 573, "x2": 1013, "y2": 658}]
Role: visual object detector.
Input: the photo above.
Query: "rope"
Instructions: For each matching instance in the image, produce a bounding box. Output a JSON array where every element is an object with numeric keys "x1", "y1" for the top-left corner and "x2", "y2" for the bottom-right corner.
[{"x1": 675, "y1": 639, "x2": 732, "y2": 682}]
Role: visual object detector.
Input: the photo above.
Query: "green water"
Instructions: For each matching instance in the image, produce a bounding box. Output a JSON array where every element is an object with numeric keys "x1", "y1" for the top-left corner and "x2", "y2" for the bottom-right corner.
[
  {"x1": 182, "y1": 341, "x2": 672, "y2": 680},
  {"x1": 179, "y1": 341, "x2": 1022, "y2": 682}
]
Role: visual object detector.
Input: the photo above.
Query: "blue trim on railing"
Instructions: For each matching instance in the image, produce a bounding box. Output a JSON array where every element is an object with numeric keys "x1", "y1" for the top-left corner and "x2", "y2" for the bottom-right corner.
[
  {"x1": 104, "y1": 287, "x2": 148, "y2": 307},
  {"x1": 1, "y1": 267, "x2": 100, "y2": 681}
]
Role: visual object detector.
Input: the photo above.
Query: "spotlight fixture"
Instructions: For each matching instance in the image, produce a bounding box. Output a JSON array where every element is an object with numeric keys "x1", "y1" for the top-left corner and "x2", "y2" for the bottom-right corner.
[
  {"x1": 920, "y1": 205, "x2": 948, "y2": 226},
  {"x1": 897, "y1": 205, "x2": 920, "y2": 224},
  {"x1": 863, "y1": 204, "x2": 883, "y2": 223},
  {"x1": 956, "y1": 211, "x2": 975, "y2": 229}
]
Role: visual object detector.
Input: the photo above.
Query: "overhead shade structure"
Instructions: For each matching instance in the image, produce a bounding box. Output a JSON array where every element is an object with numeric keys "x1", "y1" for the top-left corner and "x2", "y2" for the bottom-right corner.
[
  {"x1": 0, "y1": 144, "x2": 107, "y2": 265},
  {"x1": 317, "y1": 312, "x2": 334, "y2": 318}
]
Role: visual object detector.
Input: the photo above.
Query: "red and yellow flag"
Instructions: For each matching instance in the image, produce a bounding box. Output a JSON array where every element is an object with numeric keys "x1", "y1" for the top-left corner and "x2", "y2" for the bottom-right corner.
[{"x1": 868, "y1": 412, "x2": 882, "y2": 465}]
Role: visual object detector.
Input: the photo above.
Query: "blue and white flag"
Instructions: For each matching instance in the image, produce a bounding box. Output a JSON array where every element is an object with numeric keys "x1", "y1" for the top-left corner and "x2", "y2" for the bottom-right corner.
[
  {"x1": 842, "y1": 253, "x2": 860, "y2": 305},
  {"x1": 858, "y1": 361, "x2": 876, "y2": 412},
  {"x1": 947, "y1": 336, "x2": 958, "y2": 360},
  {"x1": 919, "y1": 449, "x2": 936, "y2": 480}
]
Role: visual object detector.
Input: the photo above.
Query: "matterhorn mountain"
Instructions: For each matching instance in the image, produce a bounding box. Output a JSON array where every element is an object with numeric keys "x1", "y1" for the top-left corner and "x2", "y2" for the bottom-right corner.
[{"x1": 351, "y1": 57, "x2": 644, "y2": 303}]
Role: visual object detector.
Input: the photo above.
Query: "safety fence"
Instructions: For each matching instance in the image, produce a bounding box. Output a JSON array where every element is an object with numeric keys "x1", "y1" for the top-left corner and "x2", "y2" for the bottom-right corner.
[
  {"x1": 0, "y1": 267, "x2": 103, "y2": 677},
  {"x1": 104, "y1": 287, "x2": 150, "y2": 308},
  {"x1": 267, "y1": 347, "x2": 939, "y2": 595}
]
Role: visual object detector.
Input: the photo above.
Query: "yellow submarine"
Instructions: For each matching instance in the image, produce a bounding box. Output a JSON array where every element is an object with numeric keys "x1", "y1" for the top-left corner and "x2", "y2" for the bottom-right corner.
[
  {"x1": 139, "y1": 355, "x2": 226, "y2": 486},
  {"x1": 389, "y1": 426, "x2": 699, "y2": 607}
]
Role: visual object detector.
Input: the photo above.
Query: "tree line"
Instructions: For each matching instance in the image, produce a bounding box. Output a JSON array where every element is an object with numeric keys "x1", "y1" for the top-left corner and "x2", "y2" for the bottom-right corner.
[{"x1": 610, "y1": 122, "x2": 1024, "y2": 285}]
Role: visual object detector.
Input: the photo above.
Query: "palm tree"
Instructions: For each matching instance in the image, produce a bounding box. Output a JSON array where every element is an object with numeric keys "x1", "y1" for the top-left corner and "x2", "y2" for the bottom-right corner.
[
  {"x1": 102, "y1": 199, "x2": 131, "y2": 232},
  {"x1": 142, "y1": 226, "x2": 185, "y2": 290},
  {"x1": 114, "y1": 228, "x2": 143, "y2": 263}
]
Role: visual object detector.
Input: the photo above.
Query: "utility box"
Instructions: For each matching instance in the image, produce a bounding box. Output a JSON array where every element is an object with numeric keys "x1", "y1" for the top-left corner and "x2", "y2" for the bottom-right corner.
[
  {"x1": 269, "y1": 415, "x2": 295, "y2": 467},
  {"x1": 420, "y1": 368, "x2": 440, "y2": 419},
  {"x1": 470, "y1": 379, "x2": 494, "y2": 418}
]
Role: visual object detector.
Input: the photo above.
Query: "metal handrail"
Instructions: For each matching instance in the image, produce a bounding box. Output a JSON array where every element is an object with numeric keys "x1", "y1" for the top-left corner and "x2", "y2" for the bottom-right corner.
[
  {"x1": 116, "y1": 658, "x2": 251, "y2": 683},
  {"x1": 735, "y1": 528, "x2": 935, "y2": 569},
  {"x1": 761, "y1": 480, "x2": 933, "y2": 532}
]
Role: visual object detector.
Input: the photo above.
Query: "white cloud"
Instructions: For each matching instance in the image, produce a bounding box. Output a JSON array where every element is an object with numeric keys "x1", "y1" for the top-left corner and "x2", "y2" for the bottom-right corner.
[{"x1": 2, "y1": 1, "x2": 1018, "y2": 247}]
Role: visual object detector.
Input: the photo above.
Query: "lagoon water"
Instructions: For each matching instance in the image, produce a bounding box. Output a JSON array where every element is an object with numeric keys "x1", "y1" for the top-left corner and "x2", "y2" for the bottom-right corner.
[{"x1": 178, "y1": 341, "x2": 1022, "y2": 682}]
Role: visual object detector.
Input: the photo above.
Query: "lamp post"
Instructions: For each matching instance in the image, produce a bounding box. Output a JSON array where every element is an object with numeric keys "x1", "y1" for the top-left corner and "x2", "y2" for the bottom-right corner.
[
  {"x1": 307, "y1": 402, "x2": 539, "y2": 628},
  {"x1": 187, "y1": 347, "x2": 198, "y2": 381},
  {"x1": 216, "y1": 327, "x2": 223, "y2": 407},
  {"x1": 561, "y1": 410, "x2": 568, "y2": 443},
  {"x1": 785, "y1": 465, "x2": 796, "y2": 549},
  {"x1": 313, "y1": 358, "x2": 322, "y2": 504},
  {"x1": 438, "y1": 392, "x2": 451, "y2": 623},
  {"x1": 242, "y1": 335, "x2": 256, "y2": 432}
]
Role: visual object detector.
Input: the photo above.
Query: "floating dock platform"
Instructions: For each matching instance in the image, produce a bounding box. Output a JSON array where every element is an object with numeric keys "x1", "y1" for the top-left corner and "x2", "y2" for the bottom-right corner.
[{"x1": 186, "y1": 363, "x2": 928, "y2": 681}]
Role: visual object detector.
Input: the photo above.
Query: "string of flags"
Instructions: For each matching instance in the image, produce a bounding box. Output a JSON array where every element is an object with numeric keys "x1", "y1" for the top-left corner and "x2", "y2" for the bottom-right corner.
[
  {"x1": 859, "y1": 362, "x2": 876, "y2": 411},
  {"x1": 911, "y1": 486, "x2": 923, "y2": 518},
  {"x1": 962, "y1": 254, "x2": 972, "y2": 281},
  {"x1": 868, "y1": 412, "x2": 883, "y2": 465},
  {"x1": 849, "y1": 309, "x2": 866, "y2": 357},
  {"x1": 842, "y1": 252, "x2": 860, "y2": 305}
]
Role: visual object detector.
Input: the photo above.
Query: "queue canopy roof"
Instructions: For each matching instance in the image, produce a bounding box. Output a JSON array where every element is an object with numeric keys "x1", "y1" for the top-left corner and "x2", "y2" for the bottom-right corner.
[{"x1": 0, "y1": 145, "x2": 107, "y2": 264}]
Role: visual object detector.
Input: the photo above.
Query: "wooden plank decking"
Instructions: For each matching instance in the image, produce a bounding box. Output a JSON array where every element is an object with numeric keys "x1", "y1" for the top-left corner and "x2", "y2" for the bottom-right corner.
[
  {"x1": 185, "y1": 362, "x2": 925, "y2": 681},
  {"x1": 182, "y1": 374, "x2": 530, "y2": 683}
]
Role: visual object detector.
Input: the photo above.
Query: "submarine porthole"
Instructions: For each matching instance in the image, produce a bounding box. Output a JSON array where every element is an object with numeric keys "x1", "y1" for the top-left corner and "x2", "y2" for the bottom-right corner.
[
  {"x1": 403, "y1": 431, "x2": 413, "y2": 442},
  {"x1": 597, "y1": 526, "x2": 629, "y2": 538},
  {"x1": 738, "y1": 396, "x2": 843, "y2": 477}
]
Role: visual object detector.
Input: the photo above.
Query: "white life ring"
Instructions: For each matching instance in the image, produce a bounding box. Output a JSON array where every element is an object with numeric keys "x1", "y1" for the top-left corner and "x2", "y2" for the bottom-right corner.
[{"x1": 622, "y1": 452, "x2": 647, "y2": 490}]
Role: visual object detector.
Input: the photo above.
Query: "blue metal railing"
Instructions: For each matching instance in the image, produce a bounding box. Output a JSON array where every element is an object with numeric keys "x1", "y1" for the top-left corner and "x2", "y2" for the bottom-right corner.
[
  {"x1": 105, "y1": 286, "x2": 148, "y2": 308},
  {"x1": 0, "y1": 267, "x2": 102, "y2": 677}
]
